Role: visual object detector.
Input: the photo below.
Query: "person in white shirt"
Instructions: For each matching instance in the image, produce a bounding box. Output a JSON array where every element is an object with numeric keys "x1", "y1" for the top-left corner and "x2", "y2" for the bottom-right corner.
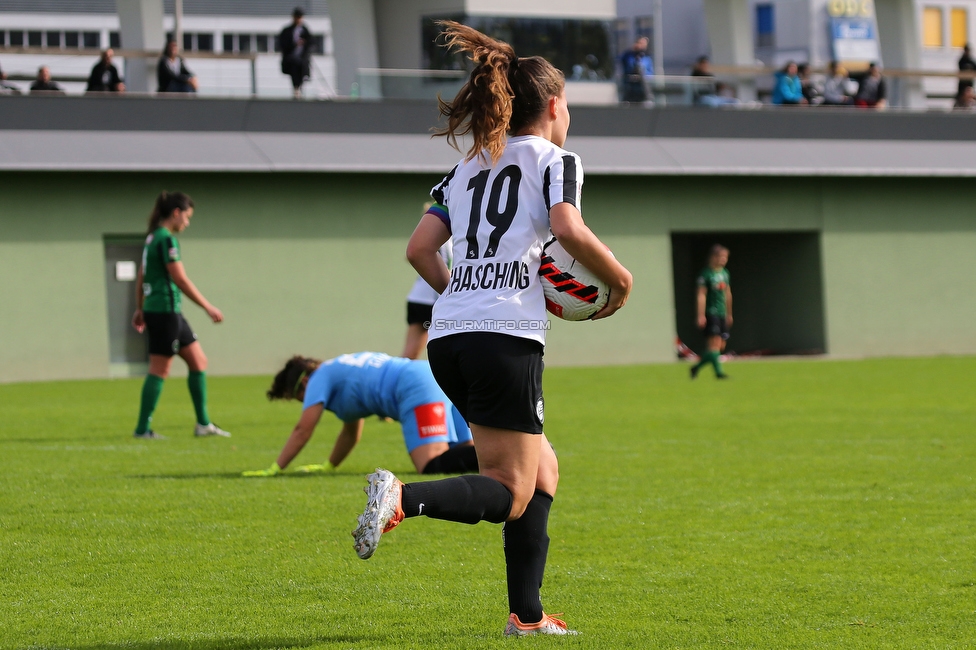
[
  {"x1": 351, "y1": 21, "x2": 632, "y2": 637},
  {"x1": 402, "y1": 231, "x2": 452, "y2": 360}
]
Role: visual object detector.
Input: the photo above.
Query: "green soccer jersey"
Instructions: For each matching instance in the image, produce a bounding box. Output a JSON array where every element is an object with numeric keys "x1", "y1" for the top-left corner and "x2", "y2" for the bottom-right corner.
[
  {"x1": 141, "y1": 227, "x2": 182, "y2": 313},
  {"x1": 697, "y1": 266, "x2": 730, "y2": 317}
]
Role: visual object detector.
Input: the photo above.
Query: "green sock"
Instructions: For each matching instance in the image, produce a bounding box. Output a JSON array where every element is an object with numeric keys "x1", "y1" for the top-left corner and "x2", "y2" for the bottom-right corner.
[
  {"x1": 710, "y1": 350, "x2": 724, "y2": 376},
  {"x1": 188, "y1": 371, "x2": 210, "y2": 426},
  {"x1": 135, "y1": 374, "x2": 165, "y2": 434}
]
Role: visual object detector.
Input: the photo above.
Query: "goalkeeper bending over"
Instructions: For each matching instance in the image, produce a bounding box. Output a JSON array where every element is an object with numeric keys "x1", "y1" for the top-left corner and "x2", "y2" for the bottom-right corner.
[{"x1": 243, "y1": 352, "x2": 478, "y2": 477}]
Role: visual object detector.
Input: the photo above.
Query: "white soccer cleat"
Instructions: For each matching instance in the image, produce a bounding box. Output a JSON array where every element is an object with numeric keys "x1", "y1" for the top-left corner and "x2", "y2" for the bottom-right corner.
[
  {"x1": 352, "y1": 468, "x2": 403, "y2": 560},
  {"x1": 504, "y1": 613, "x2": 579, "y2": 637},
  {"x1": 194, "y1": 422, "x2": 231, "y2": 437}
]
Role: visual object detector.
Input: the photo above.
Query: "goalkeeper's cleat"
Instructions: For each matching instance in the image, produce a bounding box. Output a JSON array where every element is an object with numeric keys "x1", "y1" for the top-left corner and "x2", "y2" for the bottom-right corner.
[
  {"x1": 352, "y1": 468, "x2": 403, "y2": 560},
  {"x1": 690, "y1": 364, "x2": 700, "y2": 380},
  {"x1": 504, "y1": 613, "x2": 578, "y2": 637},
  {"x1": 133, "y1": 430, "x2": 165, "y2": 440},
  {"x1": 195, "y1": 422, "x2": 231, "y2": 437}
]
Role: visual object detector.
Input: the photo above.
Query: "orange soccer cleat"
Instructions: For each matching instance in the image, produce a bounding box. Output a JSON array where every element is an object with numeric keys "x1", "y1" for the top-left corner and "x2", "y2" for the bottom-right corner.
[{"x1": 503, "y1": 612, "x2": 579, "y2": 637}]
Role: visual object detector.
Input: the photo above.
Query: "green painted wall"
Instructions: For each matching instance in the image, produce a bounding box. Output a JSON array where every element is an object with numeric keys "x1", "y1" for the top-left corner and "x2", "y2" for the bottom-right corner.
[{"x1": 1, "y1": 172, "x2": 973, "y2": 383}]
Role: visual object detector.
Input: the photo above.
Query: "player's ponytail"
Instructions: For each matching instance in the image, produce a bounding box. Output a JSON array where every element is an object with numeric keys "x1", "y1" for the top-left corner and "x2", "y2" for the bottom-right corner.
[
  {"x1": 267, "y1": 355, "x2": 322, "y2": 401},
  {"x1": 433, "y1": 21, "x2": 564, "y2": 165},
  {"x1": 147, "y1": 191, "x2": 194, "y2": 234}
]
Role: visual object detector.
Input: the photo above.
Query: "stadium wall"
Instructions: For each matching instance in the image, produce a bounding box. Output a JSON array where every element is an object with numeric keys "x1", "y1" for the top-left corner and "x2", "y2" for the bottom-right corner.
[{"x1": 1, "y1": 171, "x2": 974, "y2": 383}]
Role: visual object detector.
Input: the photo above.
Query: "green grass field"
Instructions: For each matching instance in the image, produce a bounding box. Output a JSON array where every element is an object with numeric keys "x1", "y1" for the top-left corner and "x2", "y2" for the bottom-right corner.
[{"x1": 1, "y1": 357, "x2": 975, "y2": 649}]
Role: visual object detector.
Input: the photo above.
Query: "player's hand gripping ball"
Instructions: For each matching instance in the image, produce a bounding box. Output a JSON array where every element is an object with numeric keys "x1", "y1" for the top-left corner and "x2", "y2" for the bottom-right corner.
[{"x1": 539, "y1": 237, "x2": 611, "y2": 321}]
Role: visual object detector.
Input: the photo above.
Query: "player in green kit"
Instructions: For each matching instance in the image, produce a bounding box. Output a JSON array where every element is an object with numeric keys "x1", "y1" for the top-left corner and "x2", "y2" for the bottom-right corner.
[
  {"x1": 691, "y1": 244, "x2": 733, "y2": 379},
  {"x1": 131, "y1": 191, "x2": 229, "y2": 439}
]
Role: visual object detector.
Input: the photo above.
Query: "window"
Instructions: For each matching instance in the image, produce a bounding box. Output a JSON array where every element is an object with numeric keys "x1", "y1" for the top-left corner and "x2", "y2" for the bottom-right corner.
[
  {"x1": 614, "y1": 18, "x2": 629, "y2": 55},
  {"x1": 28, "y1": 31, "x2": 42, "y2": 47},
  {"x1": 223, "y1": 33, "x2": 234, "y2": 53},
  {"x1": 109, "y1": 31, "x2": 120, "y2": 48},
  {"x1": 312, "y1": 34, "x2": 325, "y2": 55},
  {"x1": 10, "y1": 30, "x2": 24, "y2": 46},
  {"x1": 182, "y1": 32, "x2": 193, "y2": 51},
  {"x1": 256, "y1": 34, "x2": 268, "y2": 52},
  {"x1": 65, "y1": 31, "x2": 79, "y2": 48},
  {"x1": 46, "y1": 31, "x2": 61, "y2": 48},
  {"x1": 197, "y1": 33, "x2": 213, "y2": 51},
  {"x1": 923, "y1": 7, "x2": 944, "y2": 47},
  {"x1": 83, "y1": 31, "x2": 99, "y2": 48},
  {"x1": 756, "y1": 4, "x2": 775, "y2": 48},
  {"x1": 635, "y1": 15, "x2": 653, "y2": 41},
  {"x1": 238, "y1": 34, "x2": 251, "y2": 53},
  {"x1": 951, "y1": 8, "x2": 968, "y2": 48},
  {"x1": 423, "y1": 16, "x2": 614, "y2": 80}
]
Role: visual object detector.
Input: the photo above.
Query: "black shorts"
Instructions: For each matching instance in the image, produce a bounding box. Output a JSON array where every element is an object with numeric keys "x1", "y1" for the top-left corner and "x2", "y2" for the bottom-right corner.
[
  {"x1": 144, "y1": 312, "x2": 197, "y2": 356},
  {"x1": 427, "y1": 332, "x2": 544, "y2": 434},
  {"x1": 406, "y1": 302, "x2": 434, "y2": 329},
  {"x1": 704, "y1": 315, "x2": 730, "y2": 340}
]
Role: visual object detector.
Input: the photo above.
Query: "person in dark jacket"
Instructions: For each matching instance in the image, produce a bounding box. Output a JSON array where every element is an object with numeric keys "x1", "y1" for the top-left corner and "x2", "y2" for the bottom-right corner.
[
  {"x1": 854, "y1": 62, "x2": 886, "y2": 109},
  {"x1": 30, "y1": 66, "x2": 65, "y2": 95},
  {"x1": 87, "y1": 49, "x2": 125, "y2": 93},
  {"x1": 958, "y1": 44, "x2": 976, "y2": 96},
  {"x1": 157, "y1": 39, "x2": 198, "y2": 93},
  {"x1": 279, "y1": 7, "x2": 312, "y2": 98},
  {"x1": 619, "y1": 36, "x2": 653, "y2": 103}
]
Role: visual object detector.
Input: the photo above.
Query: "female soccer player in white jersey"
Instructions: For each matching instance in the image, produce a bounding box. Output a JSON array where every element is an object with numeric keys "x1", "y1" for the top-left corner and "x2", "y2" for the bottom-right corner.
[{"x1": 352, "y1": 22, "x2": 633, "y2": 637}]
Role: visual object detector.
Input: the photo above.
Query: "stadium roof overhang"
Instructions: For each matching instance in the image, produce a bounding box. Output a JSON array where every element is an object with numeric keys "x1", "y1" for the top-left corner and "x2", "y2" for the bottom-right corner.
[{"x1": 3, "y1": 96, "x2": 976, "y2": 176}]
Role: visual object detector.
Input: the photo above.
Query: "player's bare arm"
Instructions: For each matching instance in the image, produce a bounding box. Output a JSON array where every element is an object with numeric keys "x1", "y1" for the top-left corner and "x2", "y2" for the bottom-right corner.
[
  {"x1": 406, "y1": 214, "x2": 451, "y2": 294},
  {"x1": 725, "y1": 288, "x2": 733, "y2": 326},
  {"x1": 697, "y1": 285, "x2": 707, "y2": 328},
  {"x1": 166, "y1": 260, "x2": 223, "y2": 323},
  {"x1": 327, "y1": 419, "x2": 365, "y2": 468},
  {"x1": 549, "y1": 203, "x2": 632, "y2": 320},
  {"x1": 273, "y1": 403, "x2": 326, "y2": 470},
  {"x1": 132, "y1": 266, "x2": 146, "y2": 333}
]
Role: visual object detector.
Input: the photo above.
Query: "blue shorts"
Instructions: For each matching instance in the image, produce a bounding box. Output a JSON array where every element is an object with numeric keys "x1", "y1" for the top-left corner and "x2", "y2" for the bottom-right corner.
[{"x1": 395, "y1": 361, "x2": 472, "y2": 453}]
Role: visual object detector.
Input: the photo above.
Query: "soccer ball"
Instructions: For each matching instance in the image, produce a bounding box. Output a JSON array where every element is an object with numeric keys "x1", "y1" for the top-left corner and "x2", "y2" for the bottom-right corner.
[{"x1": 539, "y1": 237, "x2": 610, "y2": 321}]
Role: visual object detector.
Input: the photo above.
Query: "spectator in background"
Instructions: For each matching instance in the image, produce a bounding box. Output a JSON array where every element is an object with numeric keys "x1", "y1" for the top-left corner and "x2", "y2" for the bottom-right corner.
[
  {"x1": 279, "y1": 7, "x2": 313, "y2": 99},
  {"x1": 854, "y1": 63, "x2": 886, "y2": 109},
  {"x1": 86, "y1": 49, "x2": 125, "y2": 93},
  {"x1": 798, "y1": 63, "x2": 822, "y2": 105},
  {"x1": 30, "y1": 66, "x2": 64, "y2": 95},
  {"x1": 157, "y1": 39, "x2": 198, "y2": 93},
  {"x1": 822, "y1": 61, "x2": 853, "y2": 105},
  {"x1": 958, "y1": 44, "x2": 976, "y2": 97},
  {"x1": 690, "y1": 55, "x2": 715, "y2": 104},
  {"x1": 954, "y1": 85, "x2": 976, "y2": 109},
  {"x1": 0, "y1": 61, "x2": 20, "y2": 94},
  {"x1": 772, "y1": 61, "x2": 807, "y2": 105},
  {"x1": 620, "y1": 36, "x2": 653, "y2": 104}
]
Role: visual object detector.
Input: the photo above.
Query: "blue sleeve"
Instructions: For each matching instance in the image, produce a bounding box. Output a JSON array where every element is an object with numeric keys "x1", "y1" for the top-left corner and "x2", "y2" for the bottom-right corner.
[
  {"x1": 302, "y1": 367, "x2": 330, "y2": 410},
  {"x1": 784, "y1": 78, "x2": 803, "y2": 102}
]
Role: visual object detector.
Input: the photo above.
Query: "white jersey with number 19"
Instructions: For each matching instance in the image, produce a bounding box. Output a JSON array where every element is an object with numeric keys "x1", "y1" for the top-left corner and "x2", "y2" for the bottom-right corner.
[{"x1": 427, "y1": 135, "x2": 583, "y2": 345}]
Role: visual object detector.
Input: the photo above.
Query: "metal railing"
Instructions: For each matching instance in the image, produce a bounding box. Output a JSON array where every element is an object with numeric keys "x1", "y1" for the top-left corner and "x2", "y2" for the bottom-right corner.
[{"x1": 0, "y1": 46, "x2": 260, "y2": 95}]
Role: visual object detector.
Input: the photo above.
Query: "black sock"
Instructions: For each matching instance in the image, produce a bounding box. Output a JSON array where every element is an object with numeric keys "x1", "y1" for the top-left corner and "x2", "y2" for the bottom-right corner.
[
  {"x1": 401, "y1": 474, "x2": 512, "y2": 524},
  {"x1": 503, "y1": 489, "x2": 553, "y2": 624},
  {"x1": 421, "y1": 445, "x2": 480, "y2": 474}
]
